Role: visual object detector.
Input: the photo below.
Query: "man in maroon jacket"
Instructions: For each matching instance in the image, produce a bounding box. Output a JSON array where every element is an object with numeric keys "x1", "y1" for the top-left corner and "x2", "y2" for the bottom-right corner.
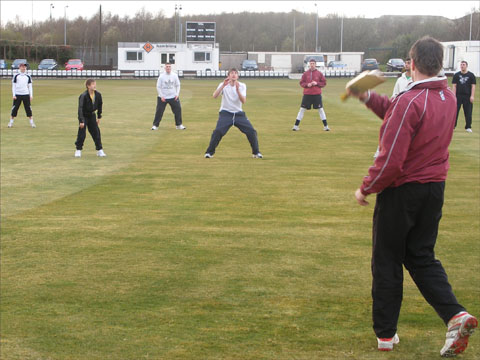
[
  {"x1": 348, "y1": 36, "x2": 477, "y2": 357},
  {"x1": 292, "y1": 58, "x2": 330, "y2": 131}
]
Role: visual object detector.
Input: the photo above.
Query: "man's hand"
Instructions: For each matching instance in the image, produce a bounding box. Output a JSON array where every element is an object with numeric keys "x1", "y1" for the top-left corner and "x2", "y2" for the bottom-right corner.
[
  {"x1": 161, "y1": 97, "x2": 166, "y2": 102},
  {"x1": 30, "y1": 96, "x2": 33, "y2": 101},
  {"x1": 347, "y1": 88, "x2": 369, "y2": 102},
  {"x1": 311, "y1": 81, "x2": 317, "y2": 86},
  {"x1": 307, "y1": 82, "x2": 312, "y2": 88},
  {"x1": 13, "y1": 96, "x2": 16, "y2": 100},
  {"x1": 470, "y1": 95, "x2": 474, "y2": 103},
  {"x1": 79, "y1": 122, "x2": 85, "y2": 129},
  {"x1": 174, "y1": 96, "x2": 179, "y2": 101},
  {"x1": 223, "y1": 78, "x2": 229, "y2": 87},
  {"x1": 355, "y1": 188, "x2": 369, "y2": 206},
  {"x1": 96, "y1": 118, "x2": 100, "y2": 125},
  {"x1": 235, "y1": 81, "x2": 240, "y2": 90}
]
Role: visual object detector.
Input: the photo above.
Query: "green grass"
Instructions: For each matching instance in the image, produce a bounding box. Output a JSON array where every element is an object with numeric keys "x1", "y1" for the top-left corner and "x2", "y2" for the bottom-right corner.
[{"x1": 1, "y1": 77, "x2": 479, "y2": 360}]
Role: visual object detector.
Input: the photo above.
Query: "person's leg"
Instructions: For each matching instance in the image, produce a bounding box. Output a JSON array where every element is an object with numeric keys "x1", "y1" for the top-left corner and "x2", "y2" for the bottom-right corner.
[
  {"x1": 86, "y1": 117, "x2": 103, "y2": 150},
  {"x1": 9, "y1": 97, "x2": 22, "y2": 126},
  {"x1": 371, "y1": 186, "x2": 412, "y2": 339},
  {"x1": 169, "y1": 98, "x2": 183, "y2": 126},
  {"x1": 22, "y1": 95, "x2": 35, "y2": 126},
  {"x1": 455, "y1": 96, "x2": 462, "y2": 128},
  {"x1": 293, "y1": 95, "x2": 311, "y2": 128},
  {"x1": 233, "y1": 112, "x2": 260, "y2": 154},
  {"x1": 463, "y1": 97, "x2": 473, "y2": 130},
  {"x1": 205, "y1": 111, "x2": 234, "y2": 155},
  {"x1": 153, "y1": 98, "x2": 167, "y2": 127},
  {"x1": 403, "y1": 182, "x2": 465, "y2": 325},
  {"x1": 75, "y1": 123, "x2": 87, "y2": 150}
]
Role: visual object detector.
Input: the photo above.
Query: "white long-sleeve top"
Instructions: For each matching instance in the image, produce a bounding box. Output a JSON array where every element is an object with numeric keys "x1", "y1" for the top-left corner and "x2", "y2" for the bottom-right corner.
[
  {"x1": 12, "y1": 72, "x2": 33, "y2": 97},
  {"x1": 156, "y1": 72, "x2": 180, "y2": 99},
  {"x1": 392, "y1": 72, "x2": 412, "y2": 97}
]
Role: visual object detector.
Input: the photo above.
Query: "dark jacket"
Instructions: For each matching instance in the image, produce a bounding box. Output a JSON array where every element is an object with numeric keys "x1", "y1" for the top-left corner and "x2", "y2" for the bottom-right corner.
[
  {"x1": 78, "y1": 90, "x2": 103, "y2": 123},
  {"x1": 360, "y1": 77, "x2": 456, "y2": 195},
  {"x1": 300, "y1": 69, "x2": 326, "y2": 95}
]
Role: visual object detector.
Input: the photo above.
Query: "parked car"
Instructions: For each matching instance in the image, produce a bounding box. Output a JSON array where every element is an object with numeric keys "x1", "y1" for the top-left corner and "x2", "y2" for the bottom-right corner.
[
  {"x1": 0, "y1": 59, "x2": 8, "y2": 69},
  {"x1": 65, "y1": 59, "x2": 84, "y2": 70},
  {"x1": 327, "y1": 61, "x2": 347, "y2": 69},
  {"x1": 38, "y1": 59, "x2": 58, "y2": 70},
  {"x1": 386, "y1": 58, "x2": 405, "y2": 72},
  {"x1": 241, "y1": 59, "x2": 258, "y2": 71},
  {"x1": 11, "y1": 59, "x2": 30, "y2": 70},
  {"x1": 303, "y1": 55, "x2": 325, "y2": 71},
  {"x1": 361, "y1": 58, "x2": 379, "y2": 72}
]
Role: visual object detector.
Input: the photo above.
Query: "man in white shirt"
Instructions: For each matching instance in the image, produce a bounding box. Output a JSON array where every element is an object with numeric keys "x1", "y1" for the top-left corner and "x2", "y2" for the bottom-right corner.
[
  {"x1": 392, "y1": 58, "x2": 412, "y2": 97},
  {"x1": 9, "y1": 63, "x2": 35, "y2": 128},
  {"x1": 204, "y1": 68, "x2": 262, "y2": 158},
  {"x1": 151, "y1": 63, "x2": 185, "y2": 130}
]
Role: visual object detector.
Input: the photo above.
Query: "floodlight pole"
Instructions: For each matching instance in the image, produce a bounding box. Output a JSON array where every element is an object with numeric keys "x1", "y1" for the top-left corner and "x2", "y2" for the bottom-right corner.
[
  {"x1": 340, "y1": 16, "x2": 343, "y2": 53},
  {"x1": 64, "y1": 5, "x2": 68, "y2": 46},
  {"x1": 315, "y1": 3, "x2": 318, "y2": 52},
  {"x1": 50, "y1": 3, "x2": 54, "y2": 21},
  {"x1": 469, "y1": 11, "x2": 473, "y2": 41}
]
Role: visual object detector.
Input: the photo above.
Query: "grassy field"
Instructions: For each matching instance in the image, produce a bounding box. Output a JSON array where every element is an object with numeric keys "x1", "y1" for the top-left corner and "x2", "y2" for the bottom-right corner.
[{"x1": 1, "y1": 77, "x2": 479, "y2": 360}]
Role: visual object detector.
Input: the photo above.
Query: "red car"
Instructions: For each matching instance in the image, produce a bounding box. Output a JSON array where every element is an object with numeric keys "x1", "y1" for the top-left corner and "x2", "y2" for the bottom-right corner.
[{"x1": 65, "y1": 59, "x2": 84, "y2": 70}]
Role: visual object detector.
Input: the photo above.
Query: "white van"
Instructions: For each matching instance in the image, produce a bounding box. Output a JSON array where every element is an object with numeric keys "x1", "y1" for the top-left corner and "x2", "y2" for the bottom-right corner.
[{"x1": 303, "y1": 55, "x2": 325, "y2": 71}]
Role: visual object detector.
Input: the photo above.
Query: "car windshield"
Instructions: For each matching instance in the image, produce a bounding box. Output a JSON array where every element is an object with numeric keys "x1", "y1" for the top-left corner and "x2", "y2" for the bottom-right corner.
[
  {"x1": 0, "y1": 60, "x2": 5, "y2": 64},
  {"x1": 243, "y1": 60, "x2": 256, "y2": 65},
  {"x1": 68, "y1": 60, "x2": 82, "y2": 64},
  {"x1": 391, "y1": 59, "x2": 404, "y2": 65},
  {"x1": 14, "y1": 60, "x2": 27, "y2": 64},
  {"x1": 305, "y1": 56, "x2": 323, "y2": 63},
  {"x1": 41, "y1": 59, "x2": 55, "y2": 64},
  {"x1": 365, "y1": 59, "x2": 376, "y2": 64}
]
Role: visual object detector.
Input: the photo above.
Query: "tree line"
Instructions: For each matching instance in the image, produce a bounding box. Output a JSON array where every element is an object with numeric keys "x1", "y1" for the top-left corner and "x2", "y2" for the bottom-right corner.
[{"x1": 1, "y1": 8, "x2": 478, "y2": 64}]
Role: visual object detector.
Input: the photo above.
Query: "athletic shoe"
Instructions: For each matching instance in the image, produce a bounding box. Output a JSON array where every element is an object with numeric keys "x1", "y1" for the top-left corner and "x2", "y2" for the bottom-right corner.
[
  {"x1": 176, "y1": 125, "x2": 186, "y2": 130},
  {"x1": 204, "y1": 153, "x2": 213, "y2": 158},
  {"x1": 377, "y1": 333, "x2": 399, "y2": 351},
  {"x1": 253, "y1": 153, "x2": 263, "y2": 159},
  {"x1": 466, "y1": 128, "x2": 473, "y2": 133},
  {"x1": 7, "y1": 120, "x2": 14, "y2": 128},
  {"x1": 30, "y1": 120, "x2": 36, "y2": 128},
  {"x1": 74, "y1": 150, "x2": 82, "y2": 158},
  {"x1": 97, "y1": 149, "x2": 107, "y2": 157},
  {"x1": 323, "y1": 125, "x2": 330, "y2": 131},
  {"x1": 151, "y1": 126, "x2": 158, "y2": 130},
  {"x1": 292, "y1": 125, "x2": 300, "y2": 131},
  {"x1": 440, "y1": 311, "x2": 477, "y2": 357}
]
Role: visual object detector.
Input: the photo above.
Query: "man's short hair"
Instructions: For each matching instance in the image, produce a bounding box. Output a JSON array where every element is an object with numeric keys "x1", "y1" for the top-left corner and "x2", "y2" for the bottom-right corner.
[
  {"x1": 409, "y1": 36, "x2": 443, "y2": 77},
  {"x1": 85, "y1": 78, "x2": 96, "y2": 88},
  {"x1": 228, "y1": 68, "x2": 238, "y2": 75},
  {"x1": 165, "y1": 63, "x2": 171, "y2": 66},
  {"x1": 405, "y1": 57, "x2": 411, "y2": 62},
  {"x1": 309, "y1": 59, "x2": 316, "y2": 63},
  {"x1": 461, "y1": 60, "x2": 468, "y2": 66}
]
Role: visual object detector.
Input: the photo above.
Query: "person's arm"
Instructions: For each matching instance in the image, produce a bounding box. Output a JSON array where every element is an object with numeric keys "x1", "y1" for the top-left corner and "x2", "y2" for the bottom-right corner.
[
  {"x1": 78, "y1": 93, "x2": 86, "y2": 125},
  {"x1": 299, "y1": 72, "x2": 310, "y2": 88},
  {"x1": 97, "y1": 92, "x2": 103, "y2": 120},
  {"x1": 392, "y1": 78, "x2": 401, "y2": 97},
  {"x1": 365, "y1": 91, "x2": 392, "y2": 120},
  {"x1": 213, "y1": 79, "x2": 228, "y2": 98},
  {"x1": 12, "y1": 75, "x2": 16, "y2": 99},
  {"x1": 359, "y1": 99, "x2": 417, "y2": 197},
  {"x1": 236, "y1": 81, "x2": 246, "y2": 104},
  {"x1": 451, "y1": 74, "x2": 458, "y2": 94},
  {"x1": 156, "y1": 75, "x2": 165, "y2": 101},
  {"x1": 316, "y1": 72, "x2": 326, "y2": 88},
  {"x1": 451, "y1": 84, "x2": 456, "y2": 94},
  {"x1": 470, "y1": 84, "x2": 476, "y2": 103},
  {"x1": 28, "y1": 76, "x2": 33, "y2": 99}
]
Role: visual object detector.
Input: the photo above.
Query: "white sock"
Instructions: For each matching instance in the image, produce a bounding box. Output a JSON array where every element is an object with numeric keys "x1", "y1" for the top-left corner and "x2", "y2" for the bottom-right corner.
[
  {"x1": 9, "y1": 118, "x2": 14, "y2": 123},
  {"x1": 296, "y1": 107, "x2": 306, "y2": 121},
  {"x1": 318, "y1": 108, "x2": 327, "y2": 121},
  {"x1": 30, "y1": 118, "x2": 34, "y2": 123}
]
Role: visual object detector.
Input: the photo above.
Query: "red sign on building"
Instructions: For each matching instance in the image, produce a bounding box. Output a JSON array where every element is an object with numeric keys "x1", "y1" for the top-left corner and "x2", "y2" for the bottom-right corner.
[{"x1": 143, "y1": 42, "x2": 154, "y2": 53}]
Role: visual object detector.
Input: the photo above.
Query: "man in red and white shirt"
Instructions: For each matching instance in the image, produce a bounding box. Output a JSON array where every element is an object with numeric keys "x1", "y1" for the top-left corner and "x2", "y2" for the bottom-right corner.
[
  {"x1": 292, "y1": 58, "x2": 330, "y2": 131},
  {"x1": 349, "y1": 36, "x2": 477, "y2": 356}
]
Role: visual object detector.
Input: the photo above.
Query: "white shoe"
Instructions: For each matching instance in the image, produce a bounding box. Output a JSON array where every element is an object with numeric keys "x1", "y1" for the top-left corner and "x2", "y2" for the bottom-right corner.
[
  {"x1": 323, "y1": 125, "x2": 330, "y2": 131},
  {"x1": 377, "y1": 333, "x2": 399, "y2": 351},
  {"x1": 466, "y1": 128, "x2": 473, "y2": 133},
  {"x1": 176, "y1": 124, "x2": 186, "y2": 130},
  {"x1": 74, "y1": 150, "x2": 82, "y2": 158},
  {"x1": 151, "y1": 125, "x2": 158, "y2": 130},
  {"x1": 204, "y1": 153, "x2": 213, "y2": 158},
  {"x1": 252, "y1": 153, "x2": 263, "y2": 159},
  {"x1": 7, "y1": 120, "x2": 14, "y2": 128},
  {"x1": 97, "y1": 149, "x2": 107, "y2": 157},
  {"x1": 30, "y1": 120, "x2": 36, "y2": 128},
  {"x1": 292, "y1": 125, "x2": 300, "y2": 131},
  {"x1": 440, "y1": 311, "x2": 477, "y2": 357}
]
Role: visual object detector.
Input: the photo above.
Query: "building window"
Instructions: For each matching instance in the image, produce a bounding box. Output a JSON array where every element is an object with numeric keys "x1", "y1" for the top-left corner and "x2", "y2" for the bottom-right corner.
[
  {"x1": 161, "y1": 53, "x2": 176, "y2": 64},
  {"x1": 194, "y1": 52, "x2": 211, "y2": 62},
  {"x1": 126, "y1": 51, "x2": 143, "y2": 61}
]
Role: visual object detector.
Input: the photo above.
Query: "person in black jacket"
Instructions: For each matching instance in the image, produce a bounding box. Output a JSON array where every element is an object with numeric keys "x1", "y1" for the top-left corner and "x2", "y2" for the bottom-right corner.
[{"x1": 75, "y1": 79, "x2": 106, "y2": 157}]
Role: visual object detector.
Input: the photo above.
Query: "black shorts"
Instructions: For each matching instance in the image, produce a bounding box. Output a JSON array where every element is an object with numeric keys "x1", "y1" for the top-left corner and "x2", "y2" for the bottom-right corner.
[{"x1": 301, "y1": 94, "x2": 323, "y2": 110}]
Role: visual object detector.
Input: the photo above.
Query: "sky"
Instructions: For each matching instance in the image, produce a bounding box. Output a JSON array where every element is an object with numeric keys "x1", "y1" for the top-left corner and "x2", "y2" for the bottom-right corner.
[{"x1": 1, "y1": 0, "x2": 478, "y2": 25}]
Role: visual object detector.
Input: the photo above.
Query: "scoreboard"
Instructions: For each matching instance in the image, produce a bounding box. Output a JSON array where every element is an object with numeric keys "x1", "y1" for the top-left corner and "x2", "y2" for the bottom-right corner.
[{"x1": 186, "y1": 22, "x2": 216, "y2": 43}]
